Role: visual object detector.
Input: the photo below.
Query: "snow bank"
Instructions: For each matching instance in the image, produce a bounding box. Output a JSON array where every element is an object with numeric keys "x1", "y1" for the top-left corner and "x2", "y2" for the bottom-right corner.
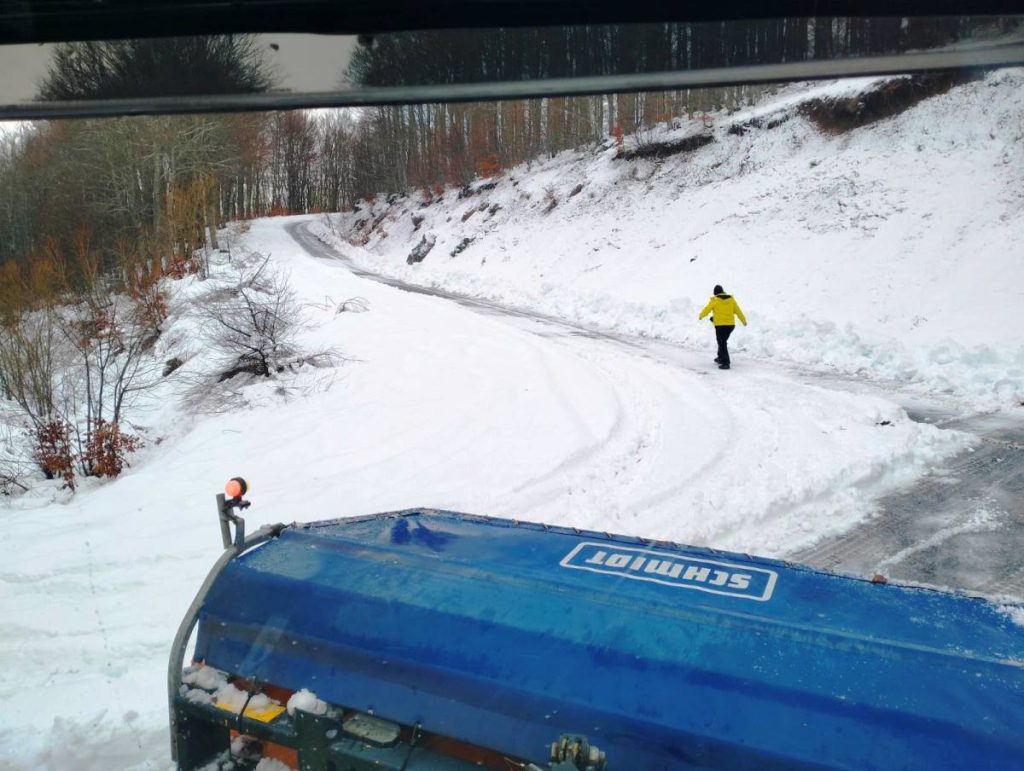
[
  {"x1": 321, "y1": 69, "x2": 1024, "y2": 410},
  {"x1": 254, "y1": 760, "x2": 293, "y2": 771}
]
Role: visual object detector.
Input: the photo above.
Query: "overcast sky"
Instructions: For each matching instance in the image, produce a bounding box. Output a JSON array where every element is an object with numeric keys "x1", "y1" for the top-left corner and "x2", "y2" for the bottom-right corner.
[{"x1": 0, "y1": 33, "x2": 357, "y2": 104}]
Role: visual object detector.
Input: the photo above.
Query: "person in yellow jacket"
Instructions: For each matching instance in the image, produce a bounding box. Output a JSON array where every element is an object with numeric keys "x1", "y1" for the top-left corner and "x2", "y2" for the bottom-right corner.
[{"x1": 698, "y1": 284, "x2": 747, "y2": 370}]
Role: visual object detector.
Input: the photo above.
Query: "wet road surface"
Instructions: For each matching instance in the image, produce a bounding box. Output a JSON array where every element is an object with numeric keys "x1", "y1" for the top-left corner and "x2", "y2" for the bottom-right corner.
[{"x1": 792, "y1": 411, "x2": 1024, "y2": 597}]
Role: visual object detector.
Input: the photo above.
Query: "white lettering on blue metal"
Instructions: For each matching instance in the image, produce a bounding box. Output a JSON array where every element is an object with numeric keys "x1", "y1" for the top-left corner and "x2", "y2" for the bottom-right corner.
[{"x1": 560, "y1": 542, "x2": 777, "y2": 601}]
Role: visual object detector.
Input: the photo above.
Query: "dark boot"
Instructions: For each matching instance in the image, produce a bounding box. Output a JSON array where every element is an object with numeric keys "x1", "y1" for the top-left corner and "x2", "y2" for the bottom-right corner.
[{"x1": 718, "y1": 363, "x2": 730, "y2": 370}]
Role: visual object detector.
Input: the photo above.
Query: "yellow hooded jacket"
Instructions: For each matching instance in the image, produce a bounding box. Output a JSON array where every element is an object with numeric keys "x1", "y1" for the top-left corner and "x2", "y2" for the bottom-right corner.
[{"x1": 699, "y1": 293, "x2": 747, "y2": 327}]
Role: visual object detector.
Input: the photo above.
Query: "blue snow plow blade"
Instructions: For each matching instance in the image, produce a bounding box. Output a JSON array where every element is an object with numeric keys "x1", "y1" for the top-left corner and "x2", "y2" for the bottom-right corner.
[{"x1": 195, "y1": 510, "x2": 1024, "y2": 770}]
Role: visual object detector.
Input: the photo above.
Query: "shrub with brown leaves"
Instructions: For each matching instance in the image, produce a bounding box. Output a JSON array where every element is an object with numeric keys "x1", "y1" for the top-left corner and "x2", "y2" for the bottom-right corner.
[
  {"x1": 82, "y1": 418, "x2": 142, "y2": 478},
  {"x1": 33, "y1": 420, "x2": 75, "y2": 489}
]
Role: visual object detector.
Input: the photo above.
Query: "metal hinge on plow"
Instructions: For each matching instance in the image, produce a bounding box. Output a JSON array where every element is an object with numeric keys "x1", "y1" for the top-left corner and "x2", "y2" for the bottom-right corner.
[{"x1": 529, "y1": 734, "x2": 607, "y2": 771}]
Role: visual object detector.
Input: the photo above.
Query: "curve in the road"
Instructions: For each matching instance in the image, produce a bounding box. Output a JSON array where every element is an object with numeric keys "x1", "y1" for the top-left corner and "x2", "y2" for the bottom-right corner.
[{"x1": 286, "y1": 220, "x2": 1024, "y2": 600}]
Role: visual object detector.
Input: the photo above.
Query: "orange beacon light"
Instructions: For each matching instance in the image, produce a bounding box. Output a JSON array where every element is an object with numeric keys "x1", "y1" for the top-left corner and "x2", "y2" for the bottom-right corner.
[{"x1": 225, "y1": 477, "x2": 248, "y2": 500}]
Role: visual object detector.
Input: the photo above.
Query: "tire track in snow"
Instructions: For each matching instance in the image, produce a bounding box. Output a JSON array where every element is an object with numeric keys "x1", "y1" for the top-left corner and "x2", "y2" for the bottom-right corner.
[
  {"x1": 508, "y1": 342, "x2": 628, "y2": 504},
  {"x1": 287, "y1": 221, "x2": 734, "y2": 535},
  {"x1": 294, "y1": 218, "x2": 912, "y2": 553},
  {"x1": 291, "y1": 221, "x2": 665, "y2": 520},
  {"x1": 616, "y1": 361, "x2": 736, "y2": 519},
  {"x1": 510, "y1": 340, "x2": 724, "y2": 529}
]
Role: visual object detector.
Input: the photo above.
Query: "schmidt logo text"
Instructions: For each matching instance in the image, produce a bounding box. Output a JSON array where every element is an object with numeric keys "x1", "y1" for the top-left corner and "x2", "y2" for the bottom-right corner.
[{"x1": 560, "y1": 542, "x2": 777, "y2": 601}]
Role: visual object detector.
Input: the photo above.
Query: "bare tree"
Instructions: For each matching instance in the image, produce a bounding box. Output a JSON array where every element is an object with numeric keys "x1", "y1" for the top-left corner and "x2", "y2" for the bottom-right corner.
[
  {"x1": 58, "y1": 293, "x2": 161, "y2": 477},
  {"x1": 202, "y1": 255, "x2": 303, "y2": 382},
  {"x1": 0, "y1": 310, "x2": 61, "y2": 431},
  {"x1": 174, "y1": 254, "x2": 344, "y2": 416},
  {"x1": 0, "y1": 424, "x2": 33, "y2": 495}
]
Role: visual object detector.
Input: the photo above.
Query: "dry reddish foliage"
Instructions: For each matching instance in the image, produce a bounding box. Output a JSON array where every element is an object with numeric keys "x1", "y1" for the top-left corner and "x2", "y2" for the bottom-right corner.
[
  {"x1": 83, "y1": 418, "x2": 142, "y2": 478},
  {"x1": 614, "y1": 124, "x2": 624, "y2": 148},
  {"x1": 75, "y1": 306, "x2": 113, "y2": 349},
  {"x1": 33, "y1": 420, "x2": 75, "y2": 489},
  {"x1": 0, "y1": 260, "x2": 24, "y2": 317},
  {"x1": 125, "y1": 263, "x2": 170, "y2": 331},
  {"x1": 164, "y1": 254, "x2": 200, "y2": 280},
  {"x1": 475, "y1": 153, "x2": 501, "y2": 179}
]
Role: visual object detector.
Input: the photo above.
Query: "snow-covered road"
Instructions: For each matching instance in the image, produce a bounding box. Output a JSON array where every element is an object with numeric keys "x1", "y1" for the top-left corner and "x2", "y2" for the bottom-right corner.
[
  {"x1": 286, "y1": 219, "x2": 969, "y2": 554},
  {"x1": 289, "y1": 219, "x2": 1024, "y2": 597},
  {"x1": 0, "y1": 216, "x2": 1001, "y2": 770}
]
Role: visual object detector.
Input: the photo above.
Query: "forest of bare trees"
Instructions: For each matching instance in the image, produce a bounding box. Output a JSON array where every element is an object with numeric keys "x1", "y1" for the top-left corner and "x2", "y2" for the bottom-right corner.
[
  {"x1": 2, "y1": 17, "x2": 1016, "y2": 291},
  {"x1": 348, "y1": 16, "x2": 971, "y2": 86}
]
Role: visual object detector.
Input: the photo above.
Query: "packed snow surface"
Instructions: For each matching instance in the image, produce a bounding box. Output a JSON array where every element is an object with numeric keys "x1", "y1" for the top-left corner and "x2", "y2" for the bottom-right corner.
[{"x1": 2, "y1": 72, "x2": 1023, "y2": 770}]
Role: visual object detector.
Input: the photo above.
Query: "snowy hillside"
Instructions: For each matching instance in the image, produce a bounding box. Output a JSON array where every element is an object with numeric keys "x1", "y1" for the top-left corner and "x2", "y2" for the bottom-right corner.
[{"x1": 317, "y1": 70, "x2": 1024, "y2": 410}]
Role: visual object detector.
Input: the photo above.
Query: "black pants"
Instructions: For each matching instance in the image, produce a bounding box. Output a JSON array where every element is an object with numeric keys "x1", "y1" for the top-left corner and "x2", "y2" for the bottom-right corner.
[{"x1": 715, "y1": 325, "x2": 735, "y2": 365}]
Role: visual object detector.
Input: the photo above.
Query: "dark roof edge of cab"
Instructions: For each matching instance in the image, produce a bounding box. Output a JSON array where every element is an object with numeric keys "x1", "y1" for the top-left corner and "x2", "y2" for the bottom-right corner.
[{"x1": 3, "y1": 0, "x2": 1024, "y2": 44}]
